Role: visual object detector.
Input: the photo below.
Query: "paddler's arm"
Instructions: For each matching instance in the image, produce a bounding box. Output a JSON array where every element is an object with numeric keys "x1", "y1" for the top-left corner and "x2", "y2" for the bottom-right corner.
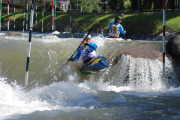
[
  {"x1": 119, "y1": 25, "x2": 126, "y2": 35},
  {"x1": 68, "y1": 40, "x2": 88, "y2": 63},
  {"x1": 67, "y1": 48, "x2": 81, "y2": 63}
]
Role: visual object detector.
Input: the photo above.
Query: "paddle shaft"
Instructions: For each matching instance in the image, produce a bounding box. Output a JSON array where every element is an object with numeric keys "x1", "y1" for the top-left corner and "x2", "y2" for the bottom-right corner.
[
  {"x1": 124, "y1": 33, "x2": 127, "y2": 40},
  {"x1": 120, "y1": 14, "x2": 126, "y2": 40},
  {"x1": 69, "y1": 43, "x2": 82, "y2": 60}
]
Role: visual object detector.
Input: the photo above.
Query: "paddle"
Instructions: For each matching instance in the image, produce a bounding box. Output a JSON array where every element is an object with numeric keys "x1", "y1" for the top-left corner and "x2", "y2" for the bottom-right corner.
[
  {"x1": 120, "y1": 14, "x2": 127, "y2": 40},
  {"x1": 66, "y1": 23, "x2": 98, "y2": 64},
  {"x1": 124, "y1": 33, "x2": 127, "y2": 41}
]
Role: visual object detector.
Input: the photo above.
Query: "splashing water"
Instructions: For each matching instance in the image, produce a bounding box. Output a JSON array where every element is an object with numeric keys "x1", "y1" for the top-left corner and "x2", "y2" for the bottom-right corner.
[{"x1": 0, "y1": 31, "x2": 180, "y2": 120}]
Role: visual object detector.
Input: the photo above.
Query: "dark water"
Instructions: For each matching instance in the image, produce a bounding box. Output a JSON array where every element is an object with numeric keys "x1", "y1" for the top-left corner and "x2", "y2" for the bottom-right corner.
[{"x1": 0, "y1": 31, "x2": 180, "y2": 120}]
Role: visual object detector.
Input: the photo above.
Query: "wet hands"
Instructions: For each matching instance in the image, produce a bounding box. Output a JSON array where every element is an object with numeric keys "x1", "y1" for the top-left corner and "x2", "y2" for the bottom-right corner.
[
  {"x1": 81, "y1": 40, "x2": 86, "y2": 44},
  {"x1": 120, "y1": 13, "x2": 124, "y2": 17},
  {"x1": 67, "y1": 58, "x2": 73, "y2": 63}
]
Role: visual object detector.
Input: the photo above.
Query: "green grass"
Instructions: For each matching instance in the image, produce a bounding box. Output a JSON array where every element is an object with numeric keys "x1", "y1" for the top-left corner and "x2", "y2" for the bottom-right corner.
[{"x1": 1, "y1": 13, "x2": 180, "y2": 36}]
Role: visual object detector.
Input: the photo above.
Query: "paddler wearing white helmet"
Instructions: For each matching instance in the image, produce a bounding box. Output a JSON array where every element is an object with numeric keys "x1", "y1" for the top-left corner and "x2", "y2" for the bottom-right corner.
[{"x1": 67, "y1": 34, "x2": 98, "y2": 67}]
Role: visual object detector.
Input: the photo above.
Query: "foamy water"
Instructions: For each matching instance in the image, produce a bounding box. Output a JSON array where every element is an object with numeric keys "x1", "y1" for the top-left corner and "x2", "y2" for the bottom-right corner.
[{"x1": 0, "y1": 31, "x2": 180, "y2": 120}]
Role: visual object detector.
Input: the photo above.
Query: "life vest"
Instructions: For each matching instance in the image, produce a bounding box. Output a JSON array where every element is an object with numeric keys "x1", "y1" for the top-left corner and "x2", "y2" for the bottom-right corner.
[
  {"x1": 109, "y1": 23, "x2": 120, "y2": 38},
  {"x1": 80, "y1": 44, "x2": 97, "y2": 62}
]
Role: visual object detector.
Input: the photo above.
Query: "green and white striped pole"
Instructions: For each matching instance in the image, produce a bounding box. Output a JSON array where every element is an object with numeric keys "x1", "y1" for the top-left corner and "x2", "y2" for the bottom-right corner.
[
  {"x1": 25, "y1": 0, "x2": 35, "y2": 86},
  {"x1": 26, "y1": 0, "x2": 28, "y2": 30},
  {"x1": 42, "y1": 8, "x2": 44, "y2": 32},
  {"x1": 14, "y1": 6, "x2": 15, "y2": 29},
  {"x1": 23, "y1": 9, "x2": 25, "y2": 32},
  {"x1": 54, "y1": 0, "x2": 56, "y2": 30},
  {"x1": 0, "y1": 0, "x2": 2, "y2": 30}
]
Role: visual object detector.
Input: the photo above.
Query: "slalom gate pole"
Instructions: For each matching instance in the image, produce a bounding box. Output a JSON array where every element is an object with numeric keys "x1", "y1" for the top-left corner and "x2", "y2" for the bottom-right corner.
[
  {"x1": 52, "y1": 0, "x2": 54, "y2": 30},
  {"x1": 97, "y1": 0, "x2": 100, "y2": 34},
  {"x1": 23, "y1": 9, "x2": 25, "y2": 33},
  {"x1": 70, "y1": 0, "x2": 72, "y2": 33},
  {"x1": 7, "y1": 0, "x2": 9, "y2": 30},
  {"x1": 36, "y1": 6, "x2": 37, "y2": 28},
  {"x1": 0, "y1": 0, "x2": 2, "y2": 31},
  {"x1": 26, "y1": 0, "x2": 28, "y2": 30},
  {"x1": 14, "y1": 6, "x2": 15, "y2": 29},
  {"x1": 42, "y1": 8, "x2": 44, "y2": 32},
  {"x1": 25, "y1": 0, "x2": 35, "y2": 86},
  {"x1": 163, "y1": 0, "x2": 166, "y2": 77},
  {"x1": 54, "y1": 0, "x2": 56, "y2": 30}
]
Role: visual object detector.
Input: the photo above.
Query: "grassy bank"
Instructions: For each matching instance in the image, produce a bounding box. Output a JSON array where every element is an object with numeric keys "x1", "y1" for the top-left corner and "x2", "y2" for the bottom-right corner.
[{"x1": 1, "y1": 13, "x2": 180, "y2": 37}]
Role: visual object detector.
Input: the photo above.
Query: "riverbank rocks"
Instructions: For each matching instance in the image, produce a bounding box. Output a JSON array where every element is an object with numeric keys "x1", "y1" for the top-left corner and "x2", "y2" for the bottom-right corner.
[
  {"x1": 166, "y1": 35, "x2": 180, "y2": 63},
  {"x1": 114, "y1": 46, "x2": 162, "y2": 65},
  {"x1": 6, "y1": 32, "x2": 22, "y2": 36},
  {"x1": 166, "y1": 35, "x2": 180, "y2": 79}
]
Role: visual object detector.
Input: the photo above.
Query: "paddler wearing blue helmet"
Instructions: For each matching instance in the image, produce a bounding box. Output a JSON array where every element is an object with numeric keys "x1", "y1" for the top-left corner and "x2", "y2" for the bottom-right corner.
[{"x1": 109, "y1": 14, "x2": 126, "y2": 38}]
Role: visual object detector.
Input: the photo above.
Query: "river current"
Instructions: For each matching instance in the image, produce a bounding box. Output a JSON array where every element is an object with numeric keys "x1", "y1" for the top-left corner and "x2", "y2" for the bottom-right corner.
[{"x1": 0, "y1": 31, "x2": 180, "y2": 120}]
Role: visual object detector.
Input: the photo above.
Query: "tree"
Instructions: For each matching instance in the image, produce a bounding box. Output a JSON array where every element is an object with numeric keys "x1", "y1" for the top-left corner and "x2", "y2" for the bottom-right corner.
[
  {"x1": 117, "y1": 0, "x2": 124, "y2": 11},
  {"x1": 130, "y1": 0, "x2": 138, "y2": 10},
  {"x1": 108, "y1": 0, "x2": 117, "y2": 11},
  {"x1": 172, "y1": 0, "x2": 174, "y2": 11},
  {"x1": 142, "y1": 0, "x2": 153, "y2": 9}
]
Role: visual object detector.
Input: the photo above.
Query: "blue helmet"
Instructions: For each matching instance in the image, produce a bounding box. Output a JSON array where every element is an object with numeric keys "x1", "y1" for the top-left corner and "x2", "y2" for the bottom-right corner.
[{"x1": 115, "y1": 16, "x2": 121, "y2": 22}]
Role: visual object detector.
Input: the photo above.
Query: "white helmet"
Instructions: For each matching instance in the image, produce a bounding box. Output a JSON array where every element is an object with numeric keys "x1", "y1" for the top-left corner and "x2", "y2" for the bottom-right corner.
[{"x1": 83, "y1": 34, "x2": 91, "y2": 39}]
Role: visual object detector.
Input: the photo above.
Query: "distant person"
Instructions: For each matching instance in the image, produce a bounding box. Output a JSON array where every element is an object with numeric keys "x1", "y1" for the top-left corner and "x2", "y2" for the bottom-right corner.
[
  {"x1": 109, "y1": 14, "x2": 126, "y2": 38},
  {"x1": 67, "y1": 34, "x2": 98, "y2": 69}
]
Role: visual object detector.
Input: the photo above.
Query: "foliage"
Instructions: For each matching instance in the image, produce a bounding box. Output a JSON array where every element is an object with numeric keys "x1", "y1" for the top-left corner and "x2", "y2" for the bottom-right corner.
[
  {"x1": 71, "y1": 0, "x2": 100, "y2": 12},
  {"x1": 108, "y1": 0, "x2": 179, "y2": 11},
  {"x1": 1, "y1": 13, "x2": 180, "y2": 36}
]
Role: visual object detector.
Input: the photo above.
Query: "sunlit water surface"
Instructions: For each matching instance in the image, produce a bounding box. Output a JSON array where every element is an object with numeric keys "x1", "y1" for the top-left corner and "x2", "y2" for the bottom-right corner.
[{"x1": 0, "y1": 31, "x2": 180, "y2": 120}]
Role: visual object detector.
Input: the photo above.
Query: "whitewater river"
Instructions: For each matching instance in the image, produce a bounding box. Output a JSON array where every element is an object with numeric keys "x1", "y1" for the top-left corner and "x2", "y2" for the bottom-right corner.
[{"x1": 0, "y1": 31, "x2": 180, "y2": 120}]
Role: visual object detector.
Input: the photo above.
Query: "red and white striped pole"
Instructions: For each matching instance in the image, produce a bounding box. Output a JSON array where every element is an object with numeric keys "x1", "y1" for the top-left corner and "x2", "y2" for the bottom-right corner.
[
  {"x1": 163, "y1": 0, "x2": 166, "y2": 77},
  {"x1": 7, "y1": 0, "x2": 9, "y2": 30},
  {"x1": 70, "y1": 0, "x2": 72, "y2": 33},
  {"x1": 0, "y1": 0, "x2": 2, "y2": 31},
  {"x1": 97, "y1": 0, "x2": 100, "y2": 34},
  {"x1": 52, "y1": 0, "x2": 54, "y2": 30},
  {"x1": 36, "y1": 6, "x2": 37, "y2": 28}
]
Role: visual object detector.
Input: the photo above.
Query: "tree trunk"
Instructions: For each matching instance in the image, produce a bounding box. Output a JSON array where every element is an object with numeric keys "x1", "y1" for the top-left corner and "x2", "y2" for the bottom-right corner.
[
  {"x1": 112, "y1": 0, "x2": 117, "y2": 11},
  {"x1": 104, "y1": 0, "x2": 106, "y2": 12},
  {"x1": 179, "y1": 0, "x2": 180, "y2": 12},
  {"x1": 172, "y1": 0, "x2": 174, "y2": 11}
]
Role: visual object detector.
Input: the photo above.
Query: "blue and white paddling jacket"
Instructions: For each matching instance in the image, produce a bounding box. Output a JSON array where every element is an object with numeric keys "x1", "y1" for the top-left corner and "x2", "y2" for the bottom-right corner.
[
  {"x1": 109, "y1": 20, "x2": 125, "y2": 38},
  {"x1": 71, "y1": 43, "x2": 98, "y2": 63}
]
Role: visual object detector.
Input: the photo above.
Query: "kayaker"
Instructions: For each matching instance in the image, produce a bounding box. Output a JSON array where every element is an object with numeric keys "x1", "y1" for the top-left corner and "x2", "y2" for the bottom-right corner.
[
  {"x1": 109, "y1": 14, "x2": 126, "y2": 38},
  {"x1": 67, "y1": 34, "x2": 98, "y2": 69}
]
